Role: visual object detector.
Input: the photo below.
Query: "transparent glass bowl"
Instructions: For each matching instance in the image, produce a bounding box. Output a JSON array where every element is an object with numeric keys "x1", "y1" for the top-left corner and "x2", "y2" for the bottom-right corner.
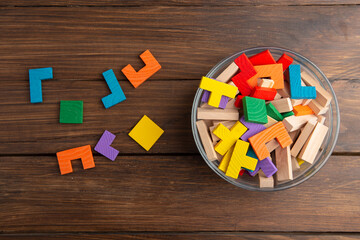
[{"x1": 191, "y1": 47, "x2": 340, "y2": 191}]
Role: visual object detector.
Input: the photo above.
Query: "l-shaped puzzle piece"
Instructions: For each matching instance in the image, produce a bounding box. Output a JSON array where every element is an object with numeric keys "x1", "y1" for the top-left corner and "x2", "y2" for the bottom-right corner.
[
  {"x1": 288, "y1": 65, "x2": 316, "y2": 99},
  {"x1": 102, "y1": 69, "x2": 126, "y2": 109},
  {"x1": 29, "y1": 67, "x2": 53, "y2": 103},
  {"x1": 94, "y1": 130, "x2": 120, "y2": 161}
]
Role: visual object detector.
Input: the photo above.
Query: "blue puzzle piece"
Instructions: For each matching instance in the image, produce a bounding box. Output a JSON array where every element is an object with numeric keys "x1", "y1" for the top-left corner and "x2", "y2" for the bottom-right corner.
[
  {"x1": 102, "y1": 69, "x2": 126, "y2": 109},
  {"x1": 29, "y1": 67, "x2": 53, "y2": 103},
  {"x1": 288, "y1": 64, "x2": 316, "y2": 99}
]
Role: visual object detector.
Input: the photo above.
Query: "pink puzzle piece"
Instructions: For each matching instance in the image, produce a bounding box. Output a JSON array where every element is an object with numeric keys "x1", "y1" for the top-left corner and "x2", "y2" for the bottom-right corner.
[{"x1": 94, "y1": 130, "x2": 119, "y2": 161}]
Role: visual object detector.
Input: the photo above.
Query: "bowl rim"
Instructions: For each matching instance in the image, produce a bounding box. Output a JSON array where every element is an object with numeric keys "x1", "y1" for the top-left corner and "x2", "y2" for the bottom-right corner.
[{"x1": 191, "y1": 46, "x2": 340, "y2": 191}]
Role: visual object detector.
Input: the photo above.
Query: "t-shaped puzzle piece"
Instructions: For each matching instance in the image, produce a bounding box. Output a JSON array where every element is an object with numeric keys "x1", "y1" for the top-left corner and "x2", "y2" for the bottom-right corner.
[
  {"x1": 56, "y1": 145, "x2": 95, "y2": 175},
  {"x1": 102, "y1": 69, "x2": 126, "y2": 109},
  {"x1": 94, "y1": 130, "x2": 119, "y2": 161},
  {"x1": 248, "y1": 121, "x2": 292, "y2": 160},
  {"x1": 226, "y1": 140, "x2": 258, "y2": 179},
  {"x1": 246, "y1": 147, "x2": 277, "y2": 178},
  {"x1": 199, "y1": 76, "x2": 237, "y2": 108},
  {"x1": 121, "y1": 49, "x2": 161, "y2": 88},
  {"x1": 213, "y1": 121, "x2": 247, "y2": 155},
  {"x1": 29, "y1": 67, "x2": 53, "y2": 103},
  {"x1": 288, "y1": 65, "x2": 316, "y2": 99}
]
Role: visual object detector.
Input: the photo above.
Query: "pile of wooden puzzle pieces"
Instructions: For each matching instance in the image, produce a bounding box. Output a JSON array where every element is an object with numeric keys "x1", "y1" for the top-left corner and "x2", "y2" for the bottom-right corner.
[
  {"x1": 29, "y1": 50, "x2": 163, "y2": 175},
  {"x1": 196, "y1": 49, "x2": 332, "y2": 188}
]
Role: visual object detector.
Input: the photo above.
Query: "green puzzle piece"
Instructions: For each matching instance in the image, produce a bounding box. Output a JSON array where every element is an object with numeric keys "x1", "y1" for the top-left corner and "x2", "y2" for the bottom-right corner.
[
  {"x1": 242, "y1": 96, "x2": 267, "y2": 124},
  {"x1": 281, "y1": 111, "x2": 294, "y2": 118},
  {"x1": 266, "y1": 102, "x2": 284, "y2": 121},
  {"x1": 59, "y1": 100, "x2": 83, "y2": 124}
]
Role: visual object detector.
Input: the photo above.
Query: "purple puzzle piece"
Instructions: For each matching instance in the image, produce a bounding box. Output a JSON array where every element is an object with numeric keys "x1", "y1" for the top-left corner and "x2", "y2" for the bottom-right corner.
[
  {"x1": 248, "y1": 157, "x2": 277, "y2": 178},
  {"x1": 240, "y1": 116, "x2": 266, "y2": 141},
  {"x1": 201, "y1": 90, "x2": 229, "y2": 109},
  {"x1": 94, "y1": 130, "x2": 119, "y2": 161}
]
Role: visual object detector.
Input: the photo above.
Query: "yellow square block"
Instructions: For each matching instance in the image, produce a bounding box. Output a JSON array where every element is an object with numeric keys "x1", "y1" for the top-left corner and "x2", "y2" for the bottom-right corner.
[{"x1": 129, "y1": 115, "x2": 164, "y2": 151}]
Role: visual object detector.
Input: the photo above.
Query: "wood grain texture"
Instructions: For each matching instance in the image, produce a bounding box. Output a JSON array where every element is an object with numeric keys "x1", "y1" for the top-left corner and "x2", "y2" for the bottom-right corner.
[
  {"x1": 0, "y1": 80, "x2": 357, "y2": 154},
  {"x1": 0, "y1": 233, "x2": 360, "y2": 240},
  {"x1": 0, "y1": 6, "x2": 359, "y2": 81},
  {"x1": 1, "y1": 0, "x2": 359, "y2": 6},
  {"x1": 0, "y1": 155, "x2": 359, "y2": 233}
]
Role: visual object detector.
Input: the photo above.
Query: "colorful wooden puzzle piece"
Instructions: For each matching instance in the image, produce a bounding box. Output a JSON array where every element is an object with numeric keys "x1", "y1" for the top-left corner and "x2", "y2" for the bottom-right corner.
[
  {"x1": 281, "y1": 111, "x2": 294, "y2": 118},
  {"x1": 242, "y1": 96, "x2": 267, "y2": 124},
  {"x1": 239, "y1": 116, "x2": 266, "y2": 141},
  {"x1": 266, "y1": 102, "x2": 284, "y2": 121},
  {"x1": 199, "y1": 77, "x2": 237, "y2": 108},
  {"x1": 288, "y1": 65, "x2": 316, "y2": 99},
  {"x1": 59, "y1": 100, "x2": 83, "y2": 124},
  {"x1": 94, "y1": 130, "x2": 120, "y2": 161},
  {"x1": 201, "y1": 90, "x2": 229, "y2": 109},
  {"x1": 226, "y1": 140, "x2": 258, "y2": 178},
  {"x1": 247, "y1": 147, "x2": 277, "y2": 178},
  {"x1": 102, "y1": 69, "x2": 126, "y2": 109},
  {"x1": 29, "y1": 67, "x2": 53, "y2": 103},
  {"x1": 250, "y1": 86, "x2": 277, "y2": 100},
  {"x1": 293, "y1": 104, "x2": 314, "y2": 116},
  {"x1": 249, "y1": 49, "x2": 276, "y2": 66},
  {"x1": 248, "y1": 121, "x2": 293, "y2": 160},
  {"x1": 121, "y1": 49, "x2": 161, "y2": 88},
  {"x1": 218, "y1": 145, "x2": 234, "y2": 172},
  {"x1": 247, "y1": 64, "x2": 284, "y2": 89},
  {"x1": 213, "y1": 121, "x2": 247, "y2": 155},
  {"x1": 276, "y1": 53, "x2": 293, "y2": 71},
  {"x1": 231, "y1": 53, "x2": 257, "y2": 96},
  {"x1": 56, "y1": 145, "x2": 95, "y2": 175},
  {"x1": 128, "y1": 115, "x2": 164, "y2": 151}
]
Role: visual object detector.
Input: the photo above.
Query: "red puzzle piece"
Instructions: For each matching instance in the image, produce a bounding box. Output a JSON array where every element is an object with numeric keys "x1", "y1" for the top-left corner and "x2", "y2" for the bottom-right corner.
[
  {"x1": 250, "y1": 86, "x2": 277, "y2": 100},
  {"x1": 231, "y1": 54, "x2": 257, "y2": 96},
  {"x1": 249, "y1": 50, "x2": 276, "y2": 66},
  {"x1": 234, "y1": 95, "x2": 244, "y2": 108},
  {"x1": 277, "y1": 53, "x2": 293, "y2": 72}
]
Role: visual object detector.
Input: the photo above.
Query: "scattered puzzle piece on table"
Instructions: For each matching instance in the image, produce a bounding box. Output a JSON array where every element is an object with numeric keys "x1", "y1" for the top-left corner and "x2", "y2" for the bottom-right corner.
[
  {"x1": 250, "y1": 86, "x2": 277, "y2": 100},
  {"x1": 243, "y1": 96, "x2": 267, "y2": 124},
  {"x1": 247, "y1": 147, "x2": 277, "y2": 178},
  {"x1": 276, "y1": 53, "x2": 293, "y2": 71},
  {"x1": 213, "y1": 121, "x2": 247, "y2": 155},
  {"x1": 218, "y1": 145, "x2": 234, "y2": 172},
  {"x1": 266, "y1": 102, "x2": 284, "y2": 121},
  {"x1": 56, "y1": 145, "x2": 95, "y2": 175},
  {"x1": 226, "y1": 140, "x2": 258, "y2": 178},
  {"x1": 199, "y1": 77, "x2": 237, "y2": 108},
  {"x1": 248, "y1": 121, "x2": 292, "y2": 160},
  {"x1": 121, "y1": 49, "x2": 161, "y2": 88},
  {"x1": 128, "y1": 115, "x2": 164, "y2": 151},
  {"x1": 247, "y1": 64, "x2": 284, "y2": 89},
  {"x1": 231, "y1": 53, "x2": 257, "y2": 96},
  {"x1": 102, "y1": 69, "x2": 126, "y2": 109},
  {"x1": 288, "y1": 65, "x2": 316, "y2": 99},
  {"x1": 94, "y1": 130, "x2": 120, "y2": 161},
  {"x1": 249, "y1": 49, "x2": 276, "y2": 66},
  {"x1": 240, "y1": 116, "x2": 266, "y2": 141},
  {"x1": 293, "y1": 104, "x2": 314, "y2": 116},
  {"x1": 59, "y1": 100, "x2": 83, "y2": 124},
  {"x1": 29, "y1": 67, "x2": 53, "y2": 103}
]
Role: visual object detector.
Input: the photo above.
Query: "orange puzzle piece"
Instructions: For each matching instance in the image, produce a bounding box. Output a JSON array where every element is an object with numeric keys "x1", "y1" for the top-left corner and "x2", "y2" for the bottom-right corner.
[
  {"x1": 246, "y1": 64, "x2": 284, "y2": 89},
  {"x1": 121, "y1": 50, "x2": 161, "y2": 88},
  {"x1": 56, "y1": 145, "x2": 95, "y2": 175},
  {"x1": 293, "y1": 104, "x2": 314, "y2": 116},
  {"x1": 248, "y1": 121, "x2": 292, "y2": 160}
]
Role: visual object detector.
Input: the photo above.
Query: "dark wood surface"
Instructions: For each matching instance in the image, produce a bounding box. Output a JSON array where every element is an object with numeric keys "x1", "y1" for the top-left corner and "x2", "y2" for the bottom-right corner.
[{"x1": 0, "y1": 1, "x2": 359, "y2": 239}]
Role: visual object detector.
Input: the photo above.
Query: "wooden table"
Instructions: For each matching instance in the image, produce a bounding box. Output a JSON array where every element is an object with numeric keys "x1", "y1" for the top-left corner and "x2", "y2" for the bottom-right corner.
[{"x1": 0, "y1": 1, "x2": 359, "y2": 239}]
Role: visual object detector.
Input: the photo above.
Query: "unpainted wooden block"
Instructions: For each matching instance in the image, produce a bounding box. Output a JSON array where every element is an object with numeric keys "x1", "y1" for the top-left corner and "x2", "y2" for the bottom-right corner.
[
  {"x1": 290, "y1": 118, "x2": 317, "y2": 157},
  {"x1": 121, "y1": 49, "x2": 161, "y2": 88},
  {"x1": 291, "y1": 99, "x2": 304, "y2": 106},
  {"x1": 196, "y1": 120, "x2": 218, "y2": 161},
  {"x1": 277, "y1": 81, "x2": 291, "y2": 98},
  {"x1": 197, "y1": 108, "x2": 239, "y2": 120},
  {"x1": 282, "y1": 115, "x2": 318, "y2": 132},
  {"x1": 291, "y1": 156, "x2": 300, "y2": 171},
  {"x1": 298, "y1": 122, "x2": 328, "y2": 164},
  {"x1": 56, "y1": 145, "x2": 95, "y2": 175},
  {"x1": 274, "y1": 92, "x2": 282, "y2": 100},
  {"x1": 213, "y1": 121, "x2": 247, "y2": 155},
  {"x1": 259, "y1": 170, "x2": 274, "y2": 188},
  {"x1": 216, "y1": 62, "x2": 239, "y2": 83},
  {"x1": 302, "y1": 99, "x2": 312, "y2": 106},
  {"x1": 258, "y1": 78, "x2": 275, "y2": 88},
  {"x1": 301, "y1": 71, "x2": 332, "y2": 107},
  {"x1": 248, "y1": 121, "x2": 292, "y2": 160},
  {"x1": 275, "y1": 146, "x2": 293, "y2": 181},
  {"x1": 265, "y1": 138, "x2": 280, "y2": 153},
  {"x1": 263, "y1": 115, "x2": 278, "y2": 128},
  {"x1": 270, "y1": 98, "x2": 293, "y2": 113},
  {"x1": 308, "y1": 100, "x2": 329, "y2": 115},
  {"x1": 317, "y1": 115, "x2": 326, "y2": 124}
]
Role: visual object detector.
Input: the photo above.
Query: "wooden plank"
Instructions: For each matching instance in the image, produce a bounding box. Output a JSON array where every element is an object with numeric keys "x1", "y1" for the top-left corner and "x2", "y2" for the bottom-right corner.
[
  {"x1": 0, "y1": 6, "x2": 359, "y2": 81},
  {"x1": 0, "y1": 155, "x2": 359, "y2": 232},
  {"x1": 0, "y1": 79, "x2": 358, "y2": 154},
  {"x1": 0, "y1": 233, "x2": 359, "y2": 239},
  {"x1": 1, "y1": 0, "x2": 359, "y2": 6}
]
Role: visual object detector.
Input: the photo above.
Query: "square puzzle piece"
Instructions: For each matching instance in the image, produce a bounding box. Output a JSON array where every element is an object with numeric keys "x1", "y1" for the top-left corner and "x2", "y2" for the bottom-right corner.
[
  {"x1": 128, "y1": 115, "x2": 164, "y2": 151},
  {"x1": 59, "y1": 100, "x2": 83, "y2": 124}
]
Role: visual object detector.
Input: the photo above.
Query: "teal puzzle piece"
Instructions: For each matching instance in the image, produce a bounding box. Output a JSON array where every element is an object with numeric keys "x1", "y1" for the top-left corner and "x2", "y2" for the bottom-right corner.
[
  {"x1": 29, "y1": 67, "x2": 53, "y2": 103},
  {"x1": 102, "y1": 69, "x2": 126, "y2": 109},
  {"x1": 288, "y1": 65, "x2": 316, "y2": 99}
]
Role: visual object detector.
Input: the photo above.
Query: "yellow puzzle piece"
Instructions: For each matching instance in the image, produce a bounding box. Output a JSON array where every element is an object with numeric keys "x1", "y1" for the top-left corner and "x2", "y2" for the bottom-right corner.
[
  {"x1": 218, "y1": 145, "x2": 234, "y2": 173},
  {"x1": 199, "y1": 76, "x2": 238, "y2": 108},
  {"x1": 128, "y1": 115, "x2": 164, "y2": 151},
  {"x1": 226, "y1": 140, "x2": 258, "y2": 179},
  {"x1": 213, "y1": 121, "x2": 247, "y2": 155}
]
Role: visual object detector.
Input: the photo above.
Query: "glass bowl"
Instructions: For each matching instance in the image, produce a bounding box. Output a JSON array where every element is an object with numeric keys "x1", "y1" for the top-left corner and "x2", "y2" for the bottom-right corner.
[{"x1": 191, "y1": 47, "x2": 340, "y2": 191}]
